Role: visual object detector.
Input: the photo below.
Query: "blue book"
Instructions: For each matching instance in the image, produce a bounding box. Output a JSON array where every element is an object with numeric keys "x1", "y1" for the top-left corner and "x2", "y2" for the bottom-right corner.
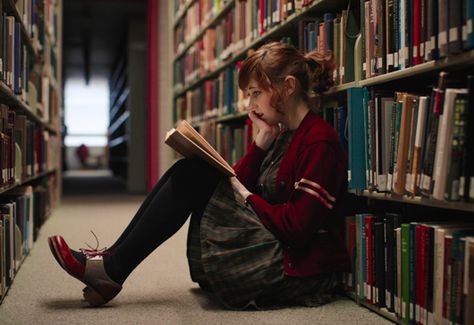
[
  {"x1": 467, "y1": 0, "x2": 474, "y2": 48},
  {"x1": 348, "y1": 87, "x2": 366, "y2": 189}
]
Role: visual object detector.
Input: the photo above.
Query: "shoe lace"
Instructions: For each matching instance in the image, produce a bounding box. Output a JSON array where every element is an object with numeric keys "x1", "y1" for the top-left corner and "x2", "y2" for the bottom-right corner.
[{"x1": 80, "y1": 230, "x2": 111, "y2": 258}]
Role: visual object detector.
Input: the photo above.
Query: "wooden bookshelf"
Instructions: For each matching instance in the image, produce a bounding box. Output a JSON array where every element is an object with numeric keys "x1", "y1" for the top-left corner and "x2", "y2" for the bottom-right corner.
[
  {"x1": 0, "y1": 0, "x2": 63, "y2": 304},
  {"x1": 3, "y1": 0, "x2": 40, "y2": 58},
  {"x1": 172, "y1": 1, "x2": 474, "y2": 323},
  {"x1": 174, "y1": 0, "x2": 235, "y2": 60},
  {"x1": 107, "y1": 21, "x2": 147, "y2": 193}
]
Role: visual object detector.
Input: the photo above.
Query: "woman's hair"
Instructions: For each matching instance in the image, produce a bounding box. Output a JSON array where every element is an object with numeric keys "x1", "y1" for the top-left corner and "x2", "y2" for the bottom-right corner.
[{"x1": 238, "y1": 41, "x2": 335, "y2": 108}]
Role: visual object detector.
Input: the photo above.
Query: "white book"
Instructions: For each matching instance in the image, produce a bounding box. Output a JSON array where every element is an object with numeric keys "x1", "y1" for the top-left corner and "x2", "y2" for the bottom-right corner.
[
  {"x1": 432, "y1": 88, "x2": 468, "y2": 200},
  {"x1": 412, "y1": 96, "x2": 429, "y2": 193}
]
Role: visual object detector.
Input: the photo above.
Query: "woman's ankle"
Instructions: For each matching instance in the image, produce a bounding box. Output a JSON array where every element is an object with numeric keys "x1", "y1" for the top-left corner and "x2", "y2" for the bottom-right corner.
[{"x1": 103, "y1": 255, "x2": 126, "y2": 285}]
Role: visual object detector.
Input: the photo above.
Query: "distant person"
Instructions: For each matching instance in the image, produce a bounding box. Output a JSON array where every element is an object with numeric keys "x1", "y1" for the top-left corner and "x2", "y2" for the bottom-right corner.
[
  {"x1": 48, "y1": 42, "x2": 349, "y2": 309},
  {"x1": 76, "y1": 144, "x2": 89, "y2": 169}
]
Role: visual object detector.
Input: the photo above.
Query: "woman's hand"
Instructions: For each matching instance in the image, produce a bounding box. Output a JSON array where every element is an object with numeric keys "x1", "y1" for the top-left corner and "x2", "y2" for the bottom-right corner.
[
  {"x1": 248, "y1": 111, "x2": 279, "y2": 151},
  {"x1": 230, "y1": 177, "x2": 252, "y2": 203}
]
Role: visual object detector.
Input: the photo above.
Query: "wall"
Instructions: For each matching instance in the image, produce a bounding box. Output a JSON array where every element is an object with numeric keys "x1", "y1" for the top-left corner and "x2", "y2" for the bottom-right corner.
[{"x1": 158, "y1": 0, "x2": 174, "y2": 177}]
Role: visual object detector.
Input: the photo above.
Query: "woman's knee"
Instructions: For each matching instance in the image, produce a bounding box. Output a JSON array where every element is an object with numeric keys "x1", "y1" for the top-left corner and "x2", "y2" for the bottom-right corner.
[{"x1": 172, "y1": 158, "x2": 214, "y2": 177}]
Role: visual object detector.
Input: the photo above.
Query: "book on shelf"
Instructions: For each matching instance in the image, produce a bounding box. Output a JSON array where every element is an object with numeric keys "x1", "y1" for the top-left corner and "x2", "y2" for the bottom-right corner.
[{"x1": 165, "y1": 120, "x2": 236, "y2": 177}]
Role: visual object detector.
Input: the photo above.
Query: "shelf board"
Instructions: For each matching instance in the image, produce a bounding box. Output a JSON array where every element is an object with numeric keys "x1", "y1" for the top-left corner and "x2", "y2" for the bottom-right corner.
[
  {"x1": 325, "y1": 81, "x2": 359, "y2": 95},
  {"x1": 350, "y1": 190, "x2": 474, "y2": 213},
  {"x1": 109, "y1": 88, "x2": 130, "y2": 123},
  {"x1": 0, "y1": 169, "x2": 57, "y2": 195},
  {"x1": 358, "y1": 50, "x2": 474, "y2": 87},
  {"x1": 108, "y1": 110, "x2": 130, "y2": 135},
  {"x1": 215, "y1": 111, "x2": 248, "y2": 123},
  {"x1": 110, "y1": 74, "x2": 127, "y2": 107},
  {"x1": 110, "y1": 57, "x2": 127, "y2": 89},
  {"x1": 108, "y1": 135, "x2": 129, "y2": 148},
  {"x1": 0, "y1": 82, "x2": 58, "y2": 135},
  {"x1": 347, "y1": 293, "x2": 405, "y2": 325},
  {"x1": 4, "y1": 0, "x2": 39, "y2": 60},
  {"x1": 174, "y1": 0, "x2": 235, "y2": 62},
  {"x1": 173, "y1": 0, "x2": 196, "y2": 28}
]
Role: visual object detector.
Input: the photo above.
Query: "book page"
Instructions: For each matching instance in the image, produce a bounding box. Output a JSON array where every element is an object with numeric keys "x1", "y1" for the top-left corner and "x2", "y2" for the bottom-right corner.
[
  {"x1": 177, "y1": 120, "x2": 234, "y2": 171},
  {"x1": 165, "y1": 123, "x2": 236, "y2": 177}
]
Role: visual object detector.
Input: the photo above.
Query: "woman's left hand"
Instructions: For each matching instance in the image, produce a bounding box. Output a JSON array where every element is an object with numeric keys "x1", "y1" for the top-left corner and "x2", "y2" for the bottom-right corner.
[{"x1": 230, "y1": 177, "x2": 252, "y2": 203}]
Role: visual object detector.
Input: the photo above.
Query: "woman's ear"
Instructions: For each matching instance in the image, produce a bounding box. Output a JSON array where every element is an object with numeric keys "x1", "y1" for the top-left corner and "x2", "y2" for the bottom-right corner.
[{"x1": 284, "y1": 76, "x2": 296, "y2": 96}]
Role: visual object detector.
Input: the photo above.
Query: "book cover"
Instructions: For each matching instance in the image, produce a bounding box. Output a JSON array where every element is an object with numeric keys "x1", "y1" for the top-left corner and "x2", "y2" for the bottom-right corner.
[
  {"x1": 165, "y1": 120, "x2": 236, "y2": 177},
  {"x1": 347, "y1": 88, "x2": 366, "y2": 189},
  {"x1": 464, "y1": 237, "x2": 474, "y2": 325}
]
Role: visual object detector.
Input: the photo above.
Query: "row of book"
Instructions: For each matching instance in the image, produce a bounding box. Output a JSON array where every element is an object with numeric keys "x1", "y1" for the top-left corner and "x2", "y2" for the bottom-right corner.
[
  {"x1": 320, "y1": 105, "x2": 348, "y2": 153},
  {"x1": 174, "y1": 0, "x2": 232, "y2": 53},
  {"x1": 174, "y1": 64, "x2": 246, "y2": 123},
  {"x1": 0, "y1": 104, "x2": 59, "y2": 187},
  {"x1": 345, "y1": 213, "x2": 474, "y2": 325},
  {"x1": 175, "y1": 4, "x2": 359, "y2": 90},
  {"x1": 347, "y1": 73, "x2": 474, "y2": 202},
  {"x1": 0, "y1": 180, "x2": 56, "y2": 300},
  {"x1": 200, "y1": 119, "x2": 254, "y2": 165},
  {"x1": 172, "y1": 119, "x2": 255, "y2": 166},
  {"x1": 174, "y1": 0, "x2": 309, "y2": 56},
  {"x1": 360, "y1": 0, "x2": 474, "y2": 79},
  {"x1": 0, "y1": 4, "x2": 59, "y2": 127}
]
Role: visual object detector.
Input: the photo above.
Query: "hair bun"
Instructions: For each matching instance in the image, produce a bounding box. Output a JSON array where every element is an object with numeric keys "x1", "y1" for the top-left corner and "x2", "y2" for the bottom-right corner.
[{"x1": 304, "y1": 51, "x2": 335, "y2": 93}]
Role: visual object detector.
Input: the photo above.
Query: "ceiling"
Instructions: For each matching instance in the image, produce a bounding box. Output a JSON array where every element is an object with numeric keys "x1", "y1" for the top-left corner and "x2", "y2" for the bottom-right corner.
[{"x1": 62, "y1": 0, "x2": 147, "y2": 84}]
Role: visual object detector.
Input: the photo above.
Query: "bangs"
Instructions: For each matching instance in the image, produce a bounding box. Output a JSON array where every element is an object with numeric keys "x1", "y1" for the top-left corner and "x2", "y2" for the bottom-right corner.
[{"x1": 238, "y1": 53, "x2": 272, "y2": 91}]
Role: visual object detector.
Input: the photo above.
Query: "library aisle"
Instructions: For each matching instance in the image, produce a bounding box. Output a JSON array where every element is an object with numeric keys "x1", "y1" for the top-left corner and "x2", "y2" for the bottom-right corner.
[{"x1": 0, "y1": 173, "x2": 391, "y2": 324}]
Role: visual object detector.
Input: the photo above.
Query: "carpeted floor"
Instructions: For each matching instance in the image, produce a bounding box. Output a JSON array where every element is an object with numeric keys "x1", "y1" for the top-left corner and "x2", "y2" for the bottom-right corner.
[{"x1": 0, "y1": 170, "x2": 392, "y2": 325}]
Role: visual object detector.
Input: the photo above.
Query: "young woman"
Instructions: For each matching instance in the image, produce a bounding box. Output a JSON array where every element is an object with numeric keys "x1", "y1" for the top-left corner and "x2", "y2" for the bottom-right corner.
[{"x1": 49, "y1": 41, "x2": 350, "y2": 309}]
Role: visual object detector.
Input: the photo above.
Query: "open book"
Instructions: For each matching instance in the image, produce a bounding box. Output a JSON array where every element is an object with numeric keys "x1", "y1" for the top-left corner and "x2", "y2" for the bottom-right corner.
[{"x1": 165, "y1": 120, "x2": 236, "y2": 177}]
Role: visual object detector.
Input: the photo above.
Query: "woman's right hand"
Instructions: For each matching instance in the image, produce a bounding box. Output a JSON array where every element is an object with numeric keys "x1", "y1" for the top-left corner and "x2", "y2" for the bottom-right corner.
[{"x1": 248, "y1": 111, "x2": 279, "y2": 151}]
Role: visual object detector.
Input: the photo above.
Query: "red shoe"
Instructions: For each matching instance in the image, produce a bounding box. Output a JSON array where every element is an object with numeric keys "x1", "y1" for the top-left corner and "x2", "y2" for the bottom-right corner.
[{"x1": 48, "y1": 235, "x2": 122, "y2": 307}]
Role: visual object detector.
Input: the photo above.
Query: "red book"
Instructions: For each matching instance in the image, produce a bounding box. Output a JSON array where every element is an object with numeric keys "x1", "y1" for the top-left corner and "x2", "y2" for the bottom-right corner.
[
  {"x1": 259, "y1": 0, "x2": 265, "y2": 35},
  {"x1": 413, "y1": 0, "x2": 422, "y2": 65}
]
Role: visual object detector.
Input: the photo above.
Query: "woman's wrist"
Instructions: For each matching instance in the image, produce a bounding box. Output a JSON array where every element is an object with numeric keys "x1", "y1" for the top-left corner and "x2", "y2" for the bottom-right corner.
[{"x1": 255, "y1": 132, "x2": 275, "y2": 151}]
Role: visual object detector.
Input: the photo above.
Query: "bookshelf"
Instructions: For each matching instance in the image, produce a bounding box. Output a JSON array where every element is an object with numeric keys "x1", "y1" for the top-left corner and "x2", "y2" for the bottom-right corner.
[
  {"x1": 107, "y1": 21, "x2": 147, "y2": 193},
  {"x1": 0, "y1": 0, "x2": 63, "y2": 304},
  {"x1": 172, "y1": 0, "x2": 474, "y2": 324}
]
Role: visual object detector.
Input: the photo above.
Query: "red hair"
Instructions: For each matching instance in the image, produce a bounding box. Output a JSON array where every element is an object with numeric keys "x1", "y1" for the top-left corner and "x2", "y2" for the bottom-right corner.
[{"x1": 238, "y1": 42, "x2": 335, "y2": 108}]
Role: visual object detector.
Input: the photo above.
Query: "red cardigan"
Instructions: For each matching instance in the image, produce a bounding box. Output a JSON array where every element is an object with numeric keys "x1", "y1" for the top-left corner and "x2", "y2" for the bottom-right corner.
[{"x1": 233, "y1": 111, "x2": 350, "y2": 277}]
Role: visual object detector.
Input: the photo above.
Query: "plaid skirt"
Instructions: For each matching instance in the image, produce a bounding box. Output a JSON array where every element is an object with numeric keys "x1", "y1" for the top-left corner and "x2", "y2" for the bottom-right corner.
[{"x1": 186, "y1": 178, "x2": 341, "y2": 310}]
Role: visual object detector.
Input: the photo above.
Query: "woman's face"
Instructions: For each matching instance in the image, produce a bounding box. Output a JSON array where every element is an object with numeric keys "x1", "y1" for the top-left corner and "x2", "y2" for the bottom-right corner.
[{"x1": 245, "y1": 79, "x2": 282, "y2": 126}]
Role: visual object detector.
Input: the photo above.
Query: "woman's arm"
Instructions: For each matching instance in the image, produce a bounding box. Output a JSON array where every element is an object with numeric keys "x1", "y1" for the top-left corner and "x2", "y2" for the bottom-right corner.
[
  {"x1": 233, "y1": 111, "x2": 279, "y2": 190},
  {"x1": 246, "y1": 141, "x2": 346, "y2": 249}
]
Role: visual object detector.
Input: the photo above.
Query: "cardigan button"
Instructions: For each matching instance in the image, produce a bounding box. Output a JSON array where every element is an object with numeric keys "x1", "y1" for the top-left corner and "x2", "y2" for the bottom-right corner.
[
  {"x1": 289, "y1": 262, "x2": 294, "y2": 269},
  {"x1": 278, "y1": 181, "x2": 286, "y2": 188}
]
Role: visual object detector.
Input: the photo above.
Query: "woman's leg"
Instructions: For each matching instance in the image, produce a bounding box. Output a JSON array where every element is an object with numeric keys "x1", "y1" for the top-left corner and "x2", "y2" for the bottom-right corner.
[
  {"x1": 108, "y1": 160, "x2": 189, "y2": 250},
  {"x1": 72, "y1": 160, "x2": 195, "y2": 262},
  {"x1": 103, "y1": 158, "x2": 221, "y2": 285}
]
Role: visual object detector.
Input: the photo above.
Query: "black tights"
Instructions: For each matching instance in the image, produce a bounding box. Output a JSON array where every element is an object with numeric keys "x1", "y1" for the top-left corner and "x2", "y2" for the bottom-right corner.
[{"x1": 102, "y1": 159, "x2": 221, "y2": 285}]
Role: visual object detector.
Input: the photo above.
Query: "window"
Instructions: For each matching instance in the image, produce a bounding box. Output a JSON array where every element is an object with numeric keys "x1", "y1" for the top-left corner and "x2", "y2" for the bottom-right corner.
[{"x1": 64, "y1": 77, "x2": 109, "y2": 146}]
